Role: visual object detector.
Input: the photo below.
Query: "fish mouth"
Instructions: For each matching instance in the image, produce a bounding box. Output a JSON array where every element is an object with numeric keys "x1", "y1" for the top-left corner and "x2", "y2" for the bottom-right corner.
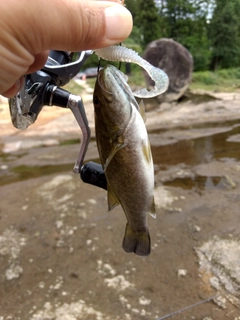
[
  {"x1": 98, "y1": 65, "x2": 129, "y2": 94},
  {"x1": 97, "y1": 65, "x2": 114, "y2": 95}
]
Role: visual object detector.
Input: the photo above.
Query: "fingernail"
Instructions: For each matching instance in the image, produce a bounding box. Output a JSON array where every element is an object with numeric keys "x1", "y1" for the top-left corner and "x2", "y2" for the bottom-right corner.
[{"x1": 104, "y1": 5, "x2": 133, "y2": 41}]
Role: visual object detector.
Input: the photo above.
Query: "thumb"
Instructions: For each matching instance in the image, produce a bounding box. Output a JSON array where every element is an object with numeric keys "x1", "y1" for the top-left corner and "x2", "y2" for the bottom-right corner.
[
  {"x1": 9, "y1": 0, "x2": 133, "y2": 53},
  {"x1": 0, "y1": 0, "x2": 132, "y2": 96}
]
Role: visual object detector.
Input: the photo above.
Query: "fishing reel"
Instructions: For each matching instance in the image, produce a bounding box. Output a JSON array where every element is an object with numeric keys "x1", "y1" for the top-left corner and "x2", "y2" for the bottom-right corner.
[{"x1": 8, "y1": 50, "x2": 107, "y2": 190}]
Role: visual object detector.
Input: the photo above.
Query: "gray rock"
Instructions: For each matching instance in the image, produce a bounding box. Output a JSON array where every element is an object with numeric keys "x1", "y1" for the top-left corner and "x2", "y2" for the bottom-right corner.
[{"x1": 143, "y1": 38, "x2": 193, "y2": 102}]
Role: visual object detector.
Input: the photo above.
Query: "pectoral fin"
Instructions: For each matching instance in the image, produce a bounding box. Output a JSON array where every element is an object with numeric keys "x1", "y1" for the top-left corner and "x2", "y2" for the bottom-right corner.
[
  {"x1": 107, "y1": 185, "x2": 120, "y2": 211},
  {"x1": 139, "y1": 100, "x2": 147, "y2": 123},
  {"x1": 142, "y1": 139, "x2": 152, "y2": 164},
  {"x1": 104, "y1": 142, "x2": 127, "y2": 172}
]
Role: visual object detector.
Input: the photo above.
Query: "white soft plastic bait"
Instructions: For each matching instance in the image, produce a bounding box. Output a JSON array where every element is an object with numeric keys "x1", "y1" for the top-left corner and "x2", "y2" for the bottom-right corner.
[{"x1": 94, "y1": 46, "x2": 169, "y2": 98}]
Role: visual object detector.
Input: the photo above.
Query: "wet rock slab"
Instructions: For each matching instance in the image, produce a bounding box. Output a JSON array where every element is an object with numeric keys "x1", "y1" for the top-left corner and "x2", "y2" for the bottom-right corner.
[
  {"x1": 2, "y1": 159, "x2": 240, "y2": 319},
  {"x1": 196, "y1": 238, "x2": 240, "y2": 309},
  {"x1": 1, "y1": 91, "x2": 240, "y2": 319}
]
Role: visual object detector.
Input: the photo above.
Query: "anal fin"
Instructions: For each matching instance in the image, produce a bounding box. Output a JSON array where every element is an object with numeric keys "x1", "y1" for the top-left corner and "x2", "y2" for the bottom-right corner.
[
  {"x1": 107, "y1": 185, "x2": 120, "y2": 211},
  {"x1": 148, "y1": 196, "x2": 156, "y2": 219}
]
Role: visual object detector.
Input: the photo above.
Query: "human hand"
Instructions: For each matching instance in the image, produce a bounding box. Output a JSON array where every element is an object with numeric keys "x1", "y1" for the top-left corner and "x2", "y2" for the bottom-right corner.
[{"x1": 0, "y1": 0, "x2": 132, "y2": 97}]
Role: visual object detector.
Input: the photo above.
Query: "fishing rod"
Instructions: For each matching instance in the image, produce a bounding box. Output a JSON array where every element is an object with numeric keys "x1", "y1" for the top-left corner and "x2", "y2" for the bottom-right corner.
[
  {"x1": 8, "y1": 50, "x2": 108, "y2": 191},
  {"x1": 157, "y1": 295, "x2": 218, "y2": 320}
]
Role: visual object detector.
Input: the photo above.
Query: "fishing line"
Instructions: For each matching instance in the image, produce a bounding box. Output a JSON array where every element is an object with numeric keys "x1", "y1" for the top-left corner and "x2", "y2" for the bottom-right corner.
[
  {"x1": 118, "y1": 43, "x2": 122, "y2": 70},
  {"x1": 156, "y1": 295, "x2": 218, "y2": 320},
  {"x1": 97, "y1": 58, "x2": 101, "y2": 73}
]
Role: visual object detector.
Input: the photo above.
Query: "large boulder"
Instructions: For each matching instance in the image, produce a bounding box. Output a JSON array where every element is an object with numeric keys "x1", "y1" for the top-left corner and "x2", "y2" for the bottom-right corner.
[{"x1": 143, "y1": 38, "x2": 193, "y2": 103}]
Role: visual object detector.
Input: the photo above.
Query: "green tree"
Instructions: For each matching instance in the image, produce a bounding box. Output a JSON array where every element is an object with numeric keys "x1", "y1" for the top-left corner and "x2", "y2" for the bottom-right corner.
[
  {"x1": 124, "y1": 0, "x2": 142, "y2": 48},
  {"x1": 134, "y1": 0, "x2": 162, "y2": 48},
  {"x1": 208, "y1": 0, "x2": 240, "y2": 69},
  {"x1": 156, "y1": 0, "x2": 212, "y2": 70},
  {"x1": 124, "y1": 0, "x2": 138, "y2": 21}
]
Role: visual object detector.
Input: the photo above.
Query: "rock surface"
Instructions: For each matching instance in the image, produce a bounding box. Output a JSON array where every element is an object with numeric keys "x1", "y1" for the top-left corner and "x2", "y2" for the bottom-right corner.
[
  {"x1": 1, "y1": 84, "x2": 240, "y2": 319},
  {"x1": 143, "y1": 38, "x2": 193, "y2": 102}
]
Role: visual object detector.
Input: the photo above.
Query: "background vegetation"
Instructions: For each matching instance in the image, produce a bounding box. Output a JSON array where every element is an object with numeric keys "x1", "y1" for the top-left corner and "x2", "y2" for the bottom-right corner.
[
  {"x1": 124, "y1": 0, "x2": 240, "y2": 72},
  {"x1": 79, "y1": 0, "x2": 240, "y2": 93}
]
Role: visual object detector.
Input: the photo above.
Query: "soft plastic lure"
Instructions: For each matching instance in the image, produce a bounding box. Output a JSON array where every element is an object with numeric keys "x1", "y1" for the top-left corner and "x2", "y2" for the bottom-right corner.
[{"x1": 94, "y1": 46, "x2": 169, "y2": 98}]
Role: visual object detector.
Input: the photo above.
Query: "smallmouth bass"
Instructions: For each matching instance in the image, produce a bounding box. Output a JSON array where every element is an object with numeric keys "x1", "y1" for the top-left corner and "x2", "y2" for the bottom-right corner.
[{"x1": 93, "y1": 65, "x2": 155, "y2": 256}]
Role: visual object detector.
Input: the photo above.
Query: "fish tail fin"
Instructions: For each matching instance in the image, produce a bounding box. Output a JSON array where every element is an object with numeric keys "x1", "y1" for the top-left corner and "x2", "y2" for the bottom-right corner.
[{"x1": 122, "y1": 223, "x2": 151, "y2": 256}]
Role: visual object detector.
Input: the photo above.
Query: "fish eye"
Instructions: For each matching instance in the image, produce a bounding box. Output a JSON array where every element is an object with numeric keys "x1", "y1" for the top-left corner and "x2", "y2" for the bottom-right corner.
[{"x1": 93, "y1": 96, "x2": 100, "y2": 106}]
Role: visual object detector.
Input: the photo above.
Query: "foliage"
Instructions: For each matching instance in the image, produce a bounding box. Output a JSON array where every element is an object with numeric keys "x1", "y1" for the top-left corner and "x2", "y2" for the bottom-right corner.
[
  {"x1": 63, "y1": 80, "x2": 84, "y2": 95},
  {"x1": 125, "y1": 0, "x2": 162, "y2": 47},
  {"x1": 82, "y1": 66, "x2": 240, "y2": 93},
  {"x1": 74, "y1": 0, "x2": 240, "y2": 75},
  {"x1": 157, "y1": 0, "x2": 212, "y2": 71},
  {"x1": 124, "y1": 0, "x2": 240, "y2": 72},
  {"x1": 208, "y1": 0, "x2": 240, "y2": 69},
  {"x1": 191, "y1": 67, "x2": 240, "y2": 91}
]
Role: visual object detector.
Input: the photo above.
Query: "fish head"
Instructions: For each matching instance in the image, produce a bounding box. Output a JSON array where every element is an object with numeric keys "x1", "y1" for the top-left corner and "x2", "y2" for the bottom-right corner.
[{"x1": 93, "y1": 65, "x2": 138, "y2": 136}]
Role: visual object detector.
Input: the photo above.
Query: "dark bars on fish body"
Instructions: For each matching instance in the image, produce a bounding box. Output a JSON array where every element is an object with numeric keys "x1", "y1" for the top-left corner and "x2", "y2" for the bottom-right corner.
[{"x1": 80, "y1": 161, "x2": 107, "y2": 191}]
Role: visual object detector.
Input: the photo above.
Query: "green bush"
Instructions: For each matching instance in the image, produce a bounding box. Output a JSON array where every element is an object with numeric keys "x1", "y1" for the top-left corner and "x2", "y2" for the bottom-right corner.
[
  {"x1": 191, "y1": 71, "x2": 218, "y2": 86},
  {"x1": 191, "y1": 67, "x2": 240, "y2": 91}
]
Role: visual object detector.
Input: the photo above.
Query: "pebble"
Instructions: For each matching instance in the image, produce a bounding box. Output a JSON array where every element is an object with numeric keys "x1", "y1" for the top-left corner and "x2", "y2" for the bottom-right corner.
[
  {"x1": 86, "y1": 239, "x2": 92, "y2": 246},
  {"x1": 177, "y1": 269, "x2": 188, "y2": 277},
  {"x1": 139, "y1": 296, "x2": 151, "y2": 305},
  {"x1": 194, "y1": 225, "x2": 201, "y2": 232},
  {"x1": 5, "y1": 265, "x2": 23, "y2": 280}
]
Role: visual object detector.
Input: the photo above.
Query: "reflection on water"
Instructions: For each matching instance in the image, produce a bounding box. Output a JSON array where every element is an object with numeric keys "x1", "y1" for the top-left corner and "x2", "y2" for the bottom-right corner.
[
  {"x1": 151, "y1": 121, "x2": 240, "y2": 191},
  {"x1": 151, "y1": 123, "x2": 240, "y2": 167},
  {"x1": 0, "y1": 164, "x2": 73, "y2": 186},
  {"x1": 163, "y1": 175, "x2": 235, "y2": 191},
  {"x1": 2, "y1": 121, "x2": 240, "y2": 192}
]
